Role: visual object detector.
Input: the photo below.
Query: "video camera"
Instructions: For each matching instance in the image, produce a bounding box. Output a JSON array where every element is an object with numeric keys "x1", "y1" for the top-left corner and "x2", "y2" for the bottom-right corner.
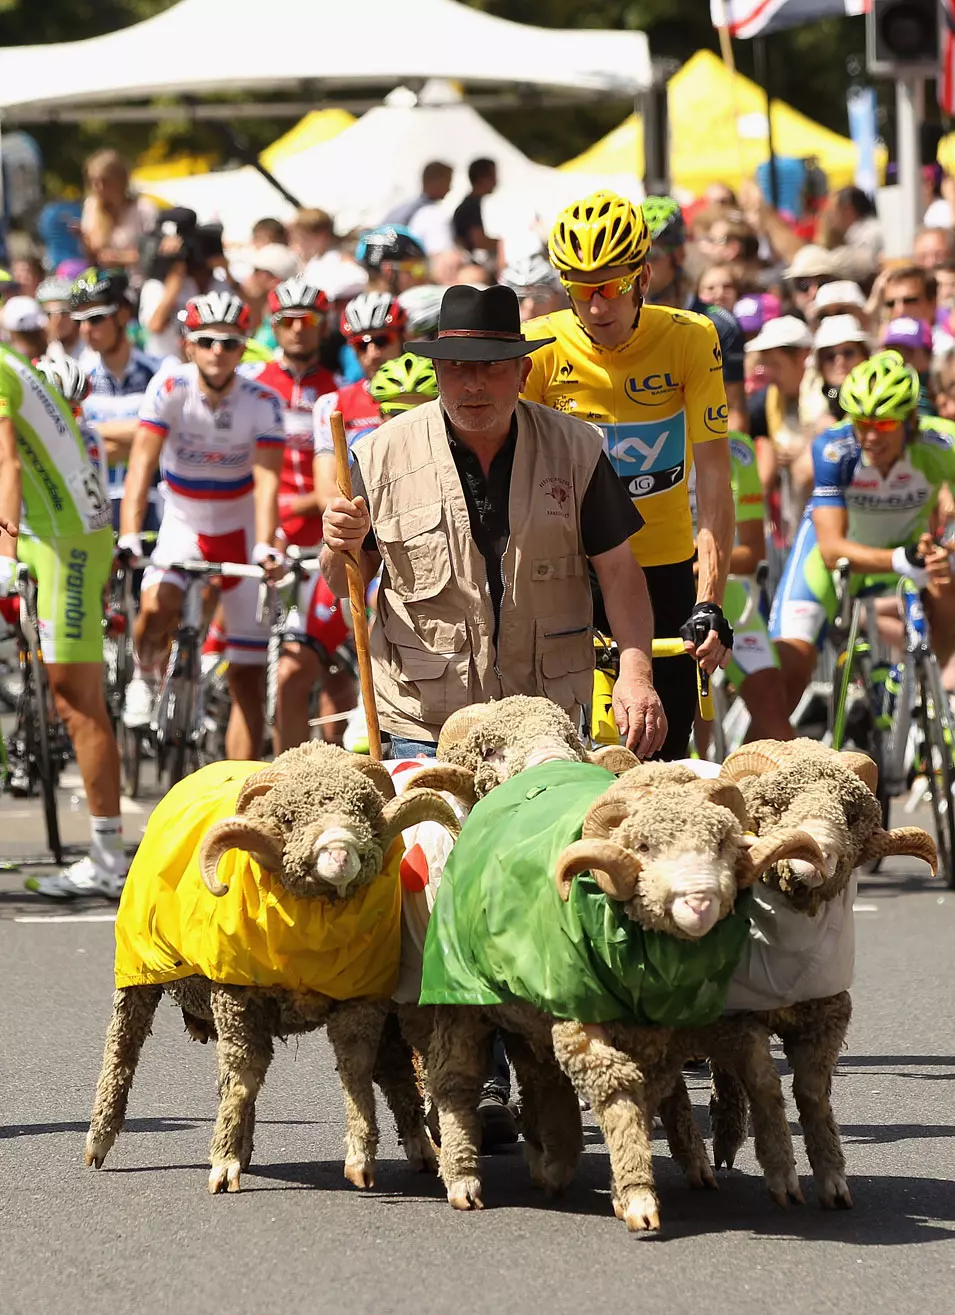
[{"x1": 140, "y1": 207, "x2": 225, "y2": 281}]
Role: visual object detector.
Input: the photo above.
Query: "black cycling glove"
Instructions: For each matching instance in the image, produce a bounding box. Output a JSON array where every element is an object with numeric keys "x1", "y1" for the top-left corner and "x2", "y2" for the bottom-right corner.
[{"x1": 679, "y1": 601, "x2": 734, "y2": 651}]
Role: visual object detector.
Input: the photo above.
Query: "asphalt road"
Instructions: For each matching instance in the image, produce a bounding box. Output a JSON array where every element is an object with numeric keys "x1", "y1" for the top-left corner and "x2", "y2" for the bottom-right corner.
[{"x1": 2, "y1": 779, "x2": 954, "y2": 1315}]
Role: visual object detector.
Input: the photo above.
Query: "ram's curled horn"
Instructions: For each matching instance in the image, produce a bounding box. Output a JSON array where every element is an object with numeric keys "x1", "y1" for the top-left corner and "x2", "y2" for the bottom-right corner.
[
  {"x1": 837, "y1": 750, "x2": 879, "y2": 794},
  {"x1": 587, "y1": 745, "x2": 641, "y2": 775},
  {"x1": 580, "y1": 792, "x2": 634, "y2": 839},
  {"x1": 235, "y1": 766, "x2": 289, "y2": 813},
  {"x1": 862, "y1": 825, "x2": 938, "y2": 873},
  {"x1": 346, "y1": 757, "x2": 397, "y2": 800},
  {"x1": 690, "y1": 779, "x2": 751, "y2": 829},
  {"x1": 742, "y1": 827, "x2": 828, "y2": 887},
  {"x1": 198, "y1": 818, "x2": 285, "y2": 895},
  {"x1": 377, "y1": 788, "x2": 462, "y2": 851},
  {"x1": 720, "y1": 740, "x2": 792, "y2": 783},
  {"x1": 400, "y1": 763, "x2": 477, "y2": 808},
  {"x1": 436, "y1": 704, "x2": 492, "y2": 754},
  {"x1": 555, "y1": 839, "x2": 642, "y2": 903}
]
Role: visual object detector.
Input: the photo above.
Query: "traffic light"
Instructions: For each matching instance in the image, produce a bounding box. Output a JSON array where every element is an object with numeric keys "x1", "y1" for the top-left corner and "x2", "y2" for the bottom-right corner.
[{"x1": 866, "y1": 0, "x2": 940, "y2": 76}]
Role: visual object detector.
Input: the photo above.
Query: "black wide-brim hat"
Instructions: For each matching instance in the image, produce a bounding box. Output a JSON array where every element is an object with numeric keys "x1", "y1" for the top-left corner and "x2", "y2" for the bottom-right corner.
[{"x1": 405, "y1": 283, "x2": 555, "y2": 361}]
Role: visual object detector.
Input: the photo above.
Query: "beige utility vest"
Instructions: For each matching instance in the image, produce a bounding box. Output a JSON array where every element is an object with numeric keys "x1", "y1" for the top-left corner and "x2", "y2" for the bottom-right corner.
[{"x1": 353, "y1": 399, "x2": 602, "y2": 741}]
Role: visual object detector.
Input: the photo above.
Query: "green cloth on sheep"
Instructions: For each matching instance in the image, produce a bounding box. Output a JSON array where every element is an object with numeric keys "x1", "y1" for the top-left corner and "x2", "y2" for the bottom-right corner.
[{"x1": 419, "y1": 760, "x2": 752, "y2": 1025}]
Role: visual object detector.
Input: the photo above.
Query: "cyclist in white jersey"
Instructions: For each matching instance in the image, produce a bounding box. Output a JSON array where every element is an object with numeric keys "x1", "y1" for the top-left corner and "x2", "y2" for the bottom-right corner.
[
  {"x1": 0, "y1": 344, "x2": 127, "y2": 899},
  {"x1": 119, "y1": 292, "x2": 285, "y2": 760}
]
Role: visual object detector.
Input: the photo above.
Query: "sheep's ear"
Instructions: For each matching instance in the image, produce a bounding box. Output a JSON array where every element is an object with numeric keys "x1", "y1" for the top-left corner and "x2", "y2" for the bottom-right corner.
[
  {"x1": 862, "y1": 826, "x2": 937, "y2": 872},
  {"x1": 346, "y1": 757, "x2": 397, "y2": 800},
  {"x1": 588, "y1": 745, "x2": 640, "y2": 775},
  {"x1": 400, "y1": 763, "x2": 476, "y2": 809}
]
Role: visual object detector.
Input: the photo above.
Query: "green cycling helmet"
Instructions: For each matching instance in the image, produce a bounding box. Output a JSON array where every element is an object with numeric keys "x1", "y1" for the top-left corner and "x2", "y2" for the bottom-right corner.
[
  {"x1": 641, "y1": 195, "x2": 686, "y2": 248},
  {"x1": 370, "y1": 352, "x2": 438, "y2": 416},
  {"x1": 838, "y1": 349, "x2": 919, "y2": 422}
]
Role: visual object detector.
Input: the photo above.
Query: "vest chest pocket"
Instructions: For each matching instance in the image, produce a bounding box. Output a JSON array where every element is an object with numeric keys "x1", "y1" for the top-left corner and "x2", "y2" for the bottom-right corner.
[
  {"x1": 375, "y1": 502, "x2": 450, "y2": 601},
  {"x1": 534, "y1": 615, "x2": 595, "y2": 716}
]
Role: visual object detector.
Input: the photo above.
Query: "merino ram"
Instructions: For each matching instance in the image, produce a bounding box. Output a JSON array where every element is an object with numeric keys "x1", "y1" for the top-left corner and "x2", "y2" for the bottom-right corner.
[{"x1": 85, "y1": 744, "x2": 458, "y2": 1194}]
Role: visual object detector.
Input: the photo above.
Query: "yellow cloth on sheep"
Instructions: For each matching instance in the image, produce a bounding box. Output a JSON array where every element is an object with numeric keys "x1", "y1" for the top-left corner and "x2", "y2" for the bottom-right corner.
[{"x1": 114, "y1": 759, "x2": 402, "y2": 999}]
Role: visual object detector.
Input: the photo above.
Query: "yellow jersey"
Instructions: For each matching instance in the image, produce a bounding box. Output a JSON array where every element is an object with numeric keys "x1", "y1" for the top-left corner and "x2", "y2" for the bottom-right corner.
[{"x1": 522, "y1": 304, "x2": 729, "y2": 567}]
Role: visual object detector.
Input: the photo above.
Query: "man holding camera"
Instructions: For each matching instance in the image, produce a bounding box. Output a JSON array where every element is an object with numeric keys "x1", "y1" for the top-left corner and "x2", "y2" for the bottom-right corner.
[{"x1": 138, "y1": 208, "x2": 230, "y2": 359}]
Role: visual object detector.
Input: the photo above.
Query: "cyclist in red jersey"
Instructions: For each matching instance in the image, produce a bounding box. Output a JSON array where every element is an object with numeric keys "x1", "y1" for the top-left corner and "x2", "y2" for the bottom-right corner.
[
  {"x1": 312, "y1": 292, "x2": 405, "y2": 484},
  {"x1": 246, "y1": 277, "x2": 336, "y2": 549}
]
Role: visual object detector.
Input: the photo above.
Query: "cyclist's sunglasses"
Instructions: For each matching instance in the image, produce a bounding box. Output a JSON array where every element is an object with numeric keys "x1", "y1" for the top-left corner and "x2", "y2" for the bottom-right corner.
[
  {"x1": 560, "y1": 268, "x2": 642, "y2": 303},
  {"x1": 352, "y1": 333, "x2": 397, "y2": 351},
  {"x1": 853, "y1": 416, "x2": 899, "y2": 433},
  {"x1": 192, "y1": 334, "x2": 245, "y2": 351},
  {"x1": 274, "y1": 310, "x2": 322, "y2": 329}
]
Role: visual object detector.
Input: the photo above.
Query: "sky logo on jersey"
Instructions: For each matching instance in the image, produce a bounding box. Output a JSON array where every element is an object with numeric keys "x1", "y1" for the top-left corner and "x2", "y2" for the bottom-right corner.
[
  {"x1": 704, "y1": 403, "x2": 728, "y2": 434},
  {"x1": 623, "y1": 372, "x2": 679, "y2": 406},
  {"x1": 602, "y1": 412, "x2": 687, "y2": 499}
]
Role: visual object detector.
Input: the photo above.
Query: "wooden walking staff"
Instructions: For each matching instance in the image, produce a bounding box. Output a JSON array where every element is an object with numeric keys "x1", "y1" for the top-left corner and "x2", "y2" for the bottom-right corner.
[{"x1": 330, "y1": 410, "x2": 383, "y2": 761}]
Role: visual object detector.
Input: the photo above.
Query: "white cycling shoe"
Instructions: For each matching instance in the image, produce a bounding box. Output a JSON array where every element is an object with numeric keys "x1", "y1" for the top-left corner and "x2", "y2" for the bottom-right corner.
[
  {"x1": 25, "y1": 856, "x2": 126, "y2": 900},
  {"x1": 342, "y1": 704, "x2": 369, "y2": 754},
  {"x1": 123, "y1": 676, "x2": 156, "y2": 730}
]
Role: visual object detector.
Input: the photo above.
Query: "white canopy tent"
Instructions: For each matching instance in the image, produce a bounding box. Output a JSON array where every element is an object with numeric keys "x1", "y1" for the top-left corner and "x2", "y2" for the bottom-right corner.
[
  {"x1": 139, "y1": 83, "x2": 645, "y2": 246},
  {"x1": 0, "y1": 0, "x2": 651, "y2": 120}
]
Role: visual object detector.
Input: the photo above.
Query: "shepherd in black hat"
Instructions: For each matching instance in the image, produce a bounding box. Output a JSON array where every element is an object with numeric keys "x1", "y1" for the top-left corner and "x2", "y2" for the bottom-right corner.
[{"x1": 404, "y1": 283, "x2": 555, "y2": 359}]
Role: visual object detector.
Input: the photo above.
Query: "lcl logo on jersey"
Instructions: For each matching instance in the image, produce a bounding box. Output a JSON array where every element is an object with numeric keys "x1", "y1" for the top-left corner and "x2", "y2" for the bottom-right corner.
[
  {"x1": 624, "y1": 372, "x2": 679, "y2": 405},
  {"x1": 704, "y1": 403, "x2": 728, "y2": 434}
]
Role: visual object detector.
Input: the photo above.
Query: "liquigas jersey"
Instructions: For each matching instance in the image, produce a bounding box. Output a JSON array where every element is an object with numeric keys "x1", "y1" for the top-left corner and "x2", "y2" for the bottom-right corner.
[
  {"x1": 523, "y1": 304, "x2": 728, "y2": 567},
  {"x1": 0, "y1": 343, "x2": 110, "y2": 538}
]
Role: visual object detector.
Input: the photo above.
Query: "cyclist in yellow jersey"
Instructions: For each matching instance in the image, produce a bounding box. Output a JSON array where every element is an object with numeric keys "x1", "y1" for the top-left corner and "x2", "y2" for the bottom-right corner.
[{"x1": 522, "y1": 192, "x2": 735, "y2": 758}]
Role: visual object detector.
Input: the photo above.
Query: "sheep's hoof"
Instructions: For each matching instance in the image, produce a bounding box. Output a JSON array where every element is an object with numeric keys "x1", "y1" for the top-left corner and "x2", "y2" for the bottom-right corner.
[
  {"x1": 403, "y1": 1130, "x2": 439, "y2": 1175},
  {"x1": 344, "y1": 1156, "x2": 376, "y2": 1189},
  {"x1": 612, "y1": 1196, "x2": 624, "y2": 1221},
  {"x1": 687, "y1": 1162, "x2": 718, "y2": 1191},
  {"x1": 767, "y1": 1167, "x2": 804, "y2": 1208},
  {"x1": 712, "y1": 1131, "x2": 743, "y2": 1171},
  {"x1": 447, "y1": 1176, "x2": 484, "y2": 1210},
  {"x1": 538, "y1": 1155, "x2": 576, "y2": 1199},
  {"x1": 524, "y1": 1139, "x2": 546, "y2": 1188},
  {"x1": 84, "y1": 1132, "x2": 111, "y2": 1168},
  {"x1": 208, "y1": 1161, "x2": 241, "y2": 1194},
  {"x1": 817, "y1": 1171, "x2": 853, "y2": 1210},
  {"x1": 622, "y1": 1189, "x2": 661, "y2": 1233}
]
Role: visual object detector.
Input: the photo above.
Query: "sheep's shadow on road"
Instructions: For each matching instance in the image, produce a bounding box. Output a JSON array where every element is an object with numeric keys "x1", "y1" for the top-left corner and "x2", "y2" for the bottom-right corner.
[
  {"x1": 834, "y1": 1053, "x2": 955, "y2": 1080},
  {"x1": 0, "y1": 1115, "x2": 331, "y2": 1140}
]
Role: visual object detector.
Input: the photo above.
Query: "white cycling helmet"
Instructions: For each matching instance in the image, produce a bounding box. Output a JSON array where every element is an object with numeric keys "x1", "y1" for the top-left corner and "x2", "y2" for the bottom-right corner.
[
  {"x1": 340, "y1": 291, "x2": 406, "y2": 339},
  {"x1": 268, "y1": 276, "x2": 328, "y2": 318},
  {"x1": 398, "y1": 284, "x2": 444, "y2": 337},
  {"x1": 180, "y1": 291, "x2": 251, "y2": 336},
  {"x1": 501, "y1": 253, "x2": 562, "y2": 294},
  {"x1": 36, "y1": 277, "x2": 74, "y2": 307},
  {"x1": 35, "y1": 355, "x2": 91, "y2": 405}
]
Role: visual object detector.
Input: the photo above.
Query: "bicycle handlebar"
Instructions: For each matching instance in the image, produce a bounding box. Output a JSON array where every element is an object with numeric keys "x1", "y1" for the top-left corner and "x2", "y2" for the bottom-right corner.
[{"x1": 651, "y1": 637, "x2": 714, "y2": 722}]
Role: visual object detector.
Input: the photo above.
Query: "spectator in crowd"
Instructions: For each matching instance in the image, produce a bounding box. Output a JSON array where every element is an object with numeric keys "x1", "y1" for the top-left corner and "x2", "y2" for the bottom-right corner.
[
  {"x1": 138, "y1": 217, "x2": 230, "y2": 359},
  {"x1": 457, "y1": 261, "x2": 493, "y2": 286},
  {"x1": 745, "y1": 315, "x2": 813, "y2": 537},
  {"x1": 922, "y1": 163, "x2": 952, "y2": 228},
  {"x1": 914, "y1": 225, "x2": 955, "y2": 271},
  {"x1": 737, "y1": 177, "x2": 805, "y2": 268},
  {"x1": 241, "y1": 243, "x2": 301, "y2": 336},
  {"x1": 703, "y1": 182, "x2": 738, "y2": 208},
  {"x1": 36, "y1": 197, "x2": 84, "y2": 270},
  {"x1": 734, "y1": 291, "x2": 781, "y2": 346},
  {"x1": 881, "y1": 265, "x2": 951, "y2": 355},
  {"x1": 808, "y1": 279, "x2": 868, "y2": 328},
  {"x1": 11, "y1": 256, "x2": 44, "y2": 300},
  {"x1": 822, "y1": 186, "x2": 883, "y2": 278},
  {"x1": 36, "y1": 277, "x2": 83, "y2": 364},
  {"x1": 315, "y1": 261, "x2": 370, "y2": 383},
  {"x1": 80, "y1": 149, "x2": 157, "y2": 279},
  {"x1": 781, "y1": 244, "x2": 837, "y2": 318},
  {"x1": 290, "y1": 207, "x2": 361, "y2": 296},
  {"x1": 806, "y1": 313, "x2": 869, "y2": 434},
  {"x1": 932, "y1": 344, "x2": 955, "y2": 422},
  {"x1": 934, "y1": 260, "x2": 955, "y2": 316},
  {"x1": 250, "y1": 217, "x2": 290, "y2": 248},
  {"x1": 882, "y1": 318, "x2": 935, "y2": 414},
  {"x1": 357, "y1": 225, "x2": 429, "y2": 296},
  {"x1": 2, "y1": 296, "x2": 47, "y2": 359},
  {"x1": 386, "y1": 161, "x2": 455, "y2": 257},
  {"x1": 697, "y1": 214, "x2": 760, "y2": 281},
  {"x1": 452, "y1": 157, "x2": 497, "y2": 257},
  {"x1": 696, "y1": 261, "x2": 739, "y2": 313}
]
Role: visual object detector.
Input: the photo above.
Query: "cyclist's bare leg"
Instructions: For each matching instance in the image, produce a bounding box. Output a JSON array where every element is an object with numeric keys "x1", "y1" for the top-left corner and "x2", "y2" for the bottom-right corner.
[
  {"x1": 47, "y1": 663, "x2": 120, "y2": 816},
  {"x1": 274, "y1": 642, "x2": 319, "y2": 753},
  {"x1": 739, "y1": 668, "x2": 794, "y2": 742},
  {"x1": 926, "y1": 578, "x2": 955, "y2": 664},
  {"x1": 774, "y1": 638, "x2": 818, "y2": 714},
  {"x1": 225, "y1": 663, "x2": 266, "y2": 760},
  {"x1": 318, "y1": 663, "x2": 356, "y2": 746},
  {"x1": 133, "y1": 582, "x2": 183, "y2": 673}
]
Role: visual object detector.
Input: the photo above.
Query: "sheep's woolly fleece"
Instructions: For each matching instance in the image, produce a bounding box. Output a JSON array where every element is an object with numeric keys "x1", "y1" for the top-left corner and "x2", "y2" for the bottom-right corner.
[
  {"x1": 113, "y1": 760, "x2": 402, "y2": 999},
  {"x1": 441, "y1": 696, "x2": 587, "y2": 797},
  {"x1": 419, "y1": 760, "x2": 751, "y2": 1025}
]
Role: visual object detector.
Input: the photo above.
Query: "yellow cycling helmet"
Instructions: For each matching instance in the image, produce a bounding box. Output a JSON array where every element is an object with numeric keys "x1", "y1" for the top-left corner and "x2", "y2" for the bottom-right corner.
[{"x1": 548, "y1": 191, "x2": 651, "y2": 274}]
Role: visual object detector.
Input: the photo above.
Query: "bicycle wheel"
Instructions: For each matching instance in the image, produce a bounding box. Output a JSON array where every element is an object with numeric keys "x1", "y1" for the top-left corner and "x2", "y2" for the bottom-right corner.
[
  {"x1": 26, "y1": 641, "x2": 63, "y2": 864},
  {"x1": 914, "y1": 657, "x2": 955, "y2": 888},
  {"x1": 162, "y1": 639, "x2": 198, "y2": 790},
  {"x1": 120, "y1": 724, "x2": 142, "y2": 800}
]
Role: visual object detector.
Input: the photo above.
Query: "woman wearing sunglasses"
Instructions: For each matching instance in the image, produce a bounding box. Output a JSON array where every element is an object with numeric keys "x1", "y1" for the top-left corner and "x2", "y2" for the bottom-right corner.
[
  {"x1": 770, "y1": 350, "x2": 955, "y2": 712},
  {"x1": 521, "y1": 191, "x2": 735, "y2": 761}
]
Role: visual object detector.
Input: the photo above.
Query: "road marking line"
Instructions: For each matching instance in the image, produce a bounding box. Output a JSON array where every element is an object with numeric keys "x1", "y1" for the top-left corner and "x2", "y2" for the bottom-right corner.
[
  {"x1": 15, "y1": 913, "x2": 117, "y2": 923},
  {"x1": 852, "y1": 902, "x2": 879, "y2": 912}
]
